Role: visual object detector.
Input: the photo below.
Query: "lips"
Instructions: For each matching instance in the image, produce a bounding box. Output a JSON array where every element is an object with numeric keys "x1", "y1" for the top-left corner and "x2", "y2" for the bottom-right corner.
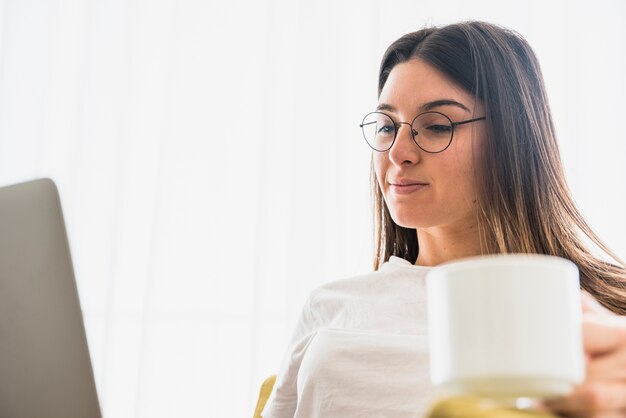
[
  {"x1": 388, "y1": 178, "x2": 429, "y2": 195},
  {"x1": 389, "y1": 183, "x2": 428, "y2": 195},
  {"x1": 389, "y1": 178, "x2": 428, "y2": 186}
]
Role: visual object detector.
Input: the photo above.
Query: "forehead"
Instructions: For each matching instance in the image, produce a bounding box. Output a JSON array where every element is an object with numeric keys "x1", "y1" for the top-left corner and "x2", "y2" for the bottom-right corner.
[{"x1": 379, "y1": 59, "x2": 475, "y2": 114}]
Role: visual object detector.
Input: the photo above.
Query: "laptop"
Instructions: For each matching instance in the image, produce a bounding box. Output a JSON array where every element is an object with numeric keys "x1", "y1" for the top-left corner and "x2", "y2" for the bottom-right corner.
[{"x1": 0, "y1": 178, "x2": 102, "y2": 418}]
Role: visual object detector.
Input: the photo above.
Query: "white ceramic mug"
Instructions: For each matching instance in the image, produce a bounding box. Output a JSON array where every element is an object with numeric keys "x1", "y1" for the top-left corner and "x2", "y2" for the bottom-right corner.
[{"x1": 425, "y1": 254, "x2": 585, "y2": 399}]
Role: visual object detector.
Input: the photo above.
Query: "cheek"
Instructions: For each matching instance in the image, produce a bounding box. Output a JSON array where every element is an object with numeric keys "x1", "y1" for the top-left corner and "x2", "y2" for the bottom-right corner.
[{"x1": 441, "y1": 150, "x2": 480, "y2": 204}]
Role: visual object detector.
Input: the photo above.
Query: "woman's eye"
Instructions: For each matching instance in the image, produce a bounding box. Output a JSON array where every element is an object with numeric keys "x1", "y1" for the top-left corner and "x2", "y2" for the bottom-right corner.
[
  {"x1": 378, "y1": 125, "x2": 395, "y2": 135},
  {"x1": 426, "y1": 124, "x2": 452, "y2": 134}
]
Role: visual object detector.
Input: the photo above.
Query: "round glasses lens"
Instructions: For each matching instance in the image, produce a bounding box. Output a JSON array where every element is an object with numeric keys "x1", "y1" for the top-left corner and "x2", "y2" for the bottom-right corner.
[
  {"x1": 361, "y1": 112, "x2": 395, "y2": 151},
  {"x1": 412, "y1": 112, "x2": 453, "y2": 152}
]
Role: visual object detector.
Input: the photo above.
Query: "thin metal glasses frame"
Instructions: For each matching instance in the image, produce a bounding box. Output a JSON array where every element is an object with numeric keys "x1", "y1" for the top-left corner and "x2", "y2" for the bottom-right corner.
[{"x1": 359, "y1": 111, "x2": 486, "y2": 153}]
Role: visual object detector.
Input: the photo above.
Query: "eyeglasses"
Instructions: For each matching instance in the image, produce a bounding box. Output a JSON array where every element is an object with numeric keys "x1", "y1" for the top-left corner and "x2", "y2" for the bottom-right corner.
[{"x1": 359, "y1": 111, "x2": 486, "y2": 153}]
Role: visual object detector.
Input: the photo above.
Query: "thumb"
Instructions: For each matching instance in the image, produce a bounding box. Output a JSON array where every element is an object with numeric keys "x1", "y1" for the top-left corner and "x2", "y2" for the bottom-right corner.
[{"x1": 582, "y1": 314, "x2": 626, "y2": 356}]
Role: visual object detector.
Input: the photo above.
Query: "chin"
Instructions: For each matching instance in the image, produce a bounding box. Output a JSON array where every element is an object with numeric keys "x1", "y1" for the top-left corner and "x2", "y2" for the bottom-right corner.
[{"x1": 389, "y1": 210, "x2": 433, "y2": 230}]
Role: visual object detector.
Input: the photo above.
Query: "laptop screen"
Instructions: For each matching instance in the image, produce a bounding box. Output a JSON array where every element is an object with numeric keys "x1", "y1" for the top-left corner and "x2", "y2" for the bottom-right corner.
[{"x1": 0, "y1": 179, "x2": 102, "y2": 418}]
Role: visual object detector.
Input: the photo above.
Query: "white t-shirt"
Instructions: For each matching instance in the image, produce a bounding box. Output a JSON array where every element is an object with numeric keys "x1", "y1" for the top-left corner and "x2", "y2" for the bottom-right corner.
[{"x1": 262, "y1": 256, "x2": 437, "y2": 418}]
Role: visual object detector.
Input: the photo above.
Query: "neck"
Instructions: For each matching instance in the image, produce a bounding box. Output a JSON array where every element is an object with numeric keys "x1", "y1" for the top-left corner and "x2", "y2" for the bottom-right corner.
[{"x1": 414, "y1": 220, "x2": 482, "y2": 267}]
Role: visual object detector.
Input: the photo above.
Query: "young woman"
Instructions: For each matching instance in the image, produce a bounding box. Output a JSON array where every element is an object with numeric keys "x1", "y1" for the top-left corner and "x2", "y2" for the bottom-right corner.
[{"x1": 262, "y1": 21, "x2": 626, "y2": 418}]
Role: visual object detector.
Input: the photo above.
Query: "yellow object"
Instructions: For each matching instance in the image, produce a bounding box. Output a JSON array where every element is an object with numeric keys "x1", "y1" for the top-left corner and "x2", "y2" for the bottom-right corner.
[
  {"x1": 253, "y1": 375, "x2": 276, "y2": 418},
  {"x1": 426, "y1": 396, "x2": 557, "y2": 418},
  {"x1": 252, "y1": 375, "x2": 557, "y2": 418}
]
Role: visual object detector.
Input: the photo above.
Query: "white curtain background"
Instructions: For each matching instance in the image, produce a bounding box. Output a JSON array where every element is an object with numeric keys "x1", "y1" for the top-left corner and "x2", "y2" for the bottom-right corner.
[{"x1": 0, "y1": 0, "x2": 624, "y2": 416}]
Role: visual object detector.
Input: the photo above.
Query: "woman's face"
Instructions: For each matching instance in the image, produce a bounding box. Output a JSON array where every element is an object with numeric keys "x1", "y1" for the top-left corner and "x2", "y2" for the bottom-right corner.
[{"x1": 373, "y1": 59, "x2": 485, "y2": 231}]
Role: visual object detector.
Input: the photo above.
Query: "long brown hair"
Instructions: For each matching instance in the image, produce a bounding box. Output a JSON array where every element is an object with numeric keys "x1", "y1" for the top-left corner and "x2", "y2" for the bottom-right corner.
[{"x1": 371, "y1": 21, "x2": 626, "y2": 314}]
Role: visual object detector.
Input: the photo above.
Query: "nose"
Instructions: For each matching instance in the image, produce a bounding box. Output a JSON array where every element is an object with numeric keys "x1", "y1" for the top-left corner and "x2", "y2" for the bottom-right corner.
[{"x1": 388, "y1": 122, "x2": 421, "y2": 167}]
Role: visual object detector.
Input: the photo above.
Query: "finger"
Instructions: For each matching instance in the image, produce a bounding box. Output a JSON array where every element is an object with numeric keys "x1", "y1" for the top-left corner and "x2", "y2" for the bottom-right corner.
[
  {"x1": 565, "y1": 411, "x2": 626, "y2": 418},
  {"x1": 582, "y1": 315, "x2": 626, "y2": 357},
  {"x1": 543, "y1": 381, "x2": 626, "y2": 414},
  {"x1": 581, "y1": 291, "x2": 614, "y2": 316},
  {"x1": 586, "y1": 345, "x2": 626, "y2": 381},
  {"x1": 546, "y1": 410, "x2": 626, "y2": 418}
]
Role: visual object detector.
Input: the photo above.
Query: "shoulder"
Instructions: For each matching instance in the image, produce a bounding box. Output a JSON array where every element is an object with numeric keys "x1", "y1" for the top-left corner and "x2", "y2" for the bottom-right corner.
[
  {"x1": 306, "y1": 257, "x2": 429, "y2": 311},
  {"x1": 314, "y1": 256, "x2": 426, "y2": 290},
  {"x1": 308, "y1": 265, "x2": 390, "y2": 300}
]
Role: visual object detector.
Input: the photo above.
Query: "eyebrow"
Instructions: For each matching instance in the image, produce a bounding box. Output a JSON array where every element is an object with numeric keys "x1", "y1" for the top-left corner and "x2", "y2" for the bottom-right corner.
[{"x1": 376, "y1": 99, "x2": 471, "y2": 113}]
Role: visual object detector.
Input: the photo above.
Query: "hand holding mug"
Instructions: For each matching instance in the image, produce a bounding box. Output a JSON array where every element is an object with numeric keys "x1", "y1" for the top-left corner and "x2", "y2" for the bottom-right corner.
[{"x1": 543, "y1": 291, "x2": 626, "y2": 417}]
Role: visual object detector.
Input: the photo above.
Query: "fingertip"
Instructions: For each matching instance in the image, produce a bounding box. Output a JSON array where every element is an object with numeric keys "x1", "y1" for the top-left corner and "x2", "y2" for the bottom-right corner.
[{"x1": 540, "y1": 397, "x2": 565, "y2": 414}]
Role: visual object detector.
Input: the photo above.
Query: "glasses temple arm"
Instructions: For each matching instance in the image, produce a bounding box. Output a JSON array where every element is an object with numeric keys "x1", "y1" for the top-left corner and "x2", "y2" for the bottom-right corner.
[{"x1": 451, "y1": 116, "x2": 486, "y2": 128}]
